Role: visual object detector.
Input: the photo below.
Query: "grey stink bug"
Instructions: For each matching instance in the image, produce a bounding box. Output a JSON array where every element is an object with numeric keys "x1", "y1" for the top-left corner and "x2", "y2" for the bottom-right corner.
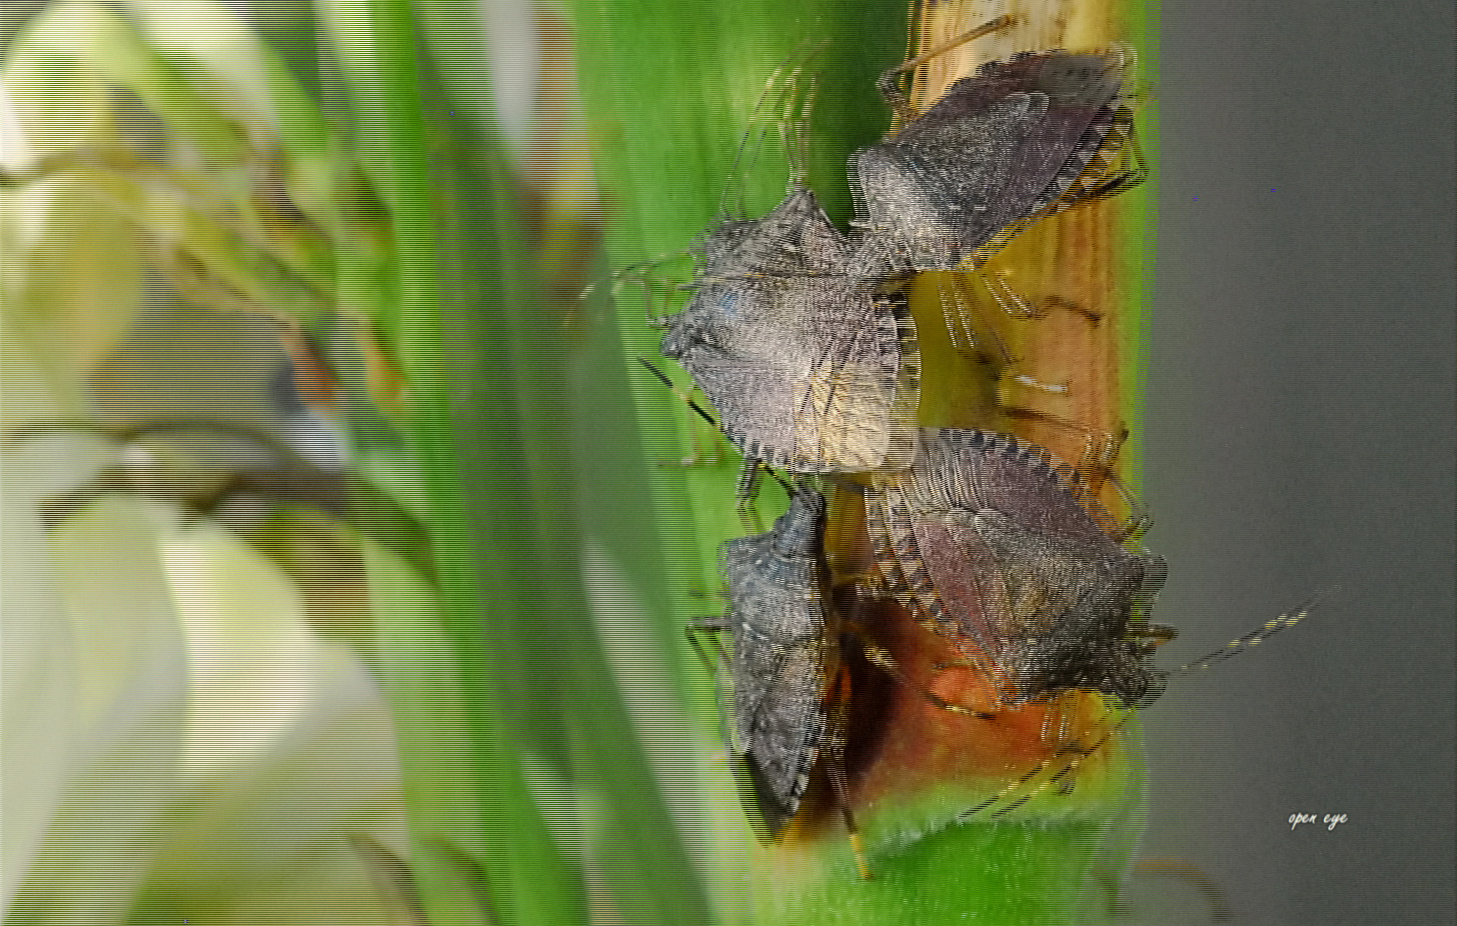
[
  {"x1": 641, "y1": 55, "x2": 921, "y2": 476},
  {"x1": 687, "y1": 488, "x2": 868, "y2": 874},
  {"x1": 688, "y1": 485, "x2": 992, "y2": 876},
  {"x1": 660, "y1": 185, "x2": 920, "y2": 475},
  {"x1": 850, "y1": 40, "x2": 1144, "y2": 280}
]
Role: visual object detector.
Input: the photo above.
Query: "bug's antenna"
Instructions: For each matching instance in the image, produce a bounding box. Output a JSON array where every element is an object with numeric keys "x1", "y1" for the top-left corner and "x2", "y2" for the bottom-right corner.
[
  {"x1": 637, "y1": 358, "x2": 794, "y2": 496},
  {"x1": 639, "y1": 357, "x2": 721, "y2": 432},
  {"x1": 1175, "y1": 591, "x2": 1328, "y2": 675}
]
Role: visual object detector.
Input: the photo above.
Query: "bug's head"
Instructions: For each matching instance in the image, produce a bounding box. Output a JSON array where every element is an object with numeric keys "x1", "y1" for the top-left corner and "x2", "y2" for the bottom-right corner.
[
  {"x1": 1002, "y1": 548, "x2": 1170, "y2": 707},
  {"x1": 1102, "y1": 551, "x2": 1172, "y2": 707},
  {"x1": 660, "y1": 283, "x2": 745, "y2": 362},
  {"x1": 770, "y1": 488, "x2": 826, "y2": 558}
]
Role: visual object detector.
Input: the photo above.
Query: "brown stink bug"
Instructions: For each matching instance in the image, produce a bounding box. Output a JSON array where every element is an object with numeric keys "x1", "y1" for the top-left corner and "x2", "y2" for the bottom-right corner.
[
  {"x1": 850, "y1": 32, "x2": 1145, "y2": 281},
  {"x1": 863, "y1": 427, "x2": 1321, "y2": 717},
  {"x1": 864, "y1": 427, "x2": 1172, "y2": 709}
]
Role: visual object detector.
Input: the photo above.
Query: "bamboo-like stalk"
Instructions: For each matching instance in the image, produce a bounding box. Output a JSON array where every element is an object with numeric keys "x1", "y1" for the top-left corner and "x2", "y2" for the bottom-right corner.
[
  {"x1": 321, "y1": 2, "x2": 721, "y2": 922},
  {"x1": 570, "y1": 0, "x2": 1154, "y2": 921}
]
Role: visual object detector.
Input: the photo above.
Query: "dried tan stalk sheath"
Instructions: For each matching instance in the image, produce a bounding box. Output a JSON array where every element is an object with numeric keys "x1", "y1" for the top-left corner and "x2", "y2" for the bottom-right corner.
[
  {"x1": 909, "y1": 0, "x2": 1128, "y2": 480},
  {"x1": 768, "y1": 0, "x2": 1139, "y2": 864}
]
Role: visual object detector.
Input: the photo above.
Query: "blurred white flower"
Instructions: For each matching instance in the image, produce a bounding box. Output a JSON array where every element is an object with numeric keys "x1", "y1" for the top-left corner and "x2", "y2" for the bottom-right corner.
[{"x1": 2, "y1": 217, "x2": 411, "y2": 926}]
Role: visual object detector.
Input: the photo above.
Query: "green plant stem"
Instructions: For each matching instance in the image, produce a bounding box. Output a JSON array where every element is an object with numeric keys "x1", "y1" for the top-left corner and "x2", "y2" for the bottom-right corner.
[
  {"x1": 569, "y1": 0, "x2": 1155, "y2": 922},
  {"x1": 318, "y1": 2, "x2": 584, "y2": 923}
]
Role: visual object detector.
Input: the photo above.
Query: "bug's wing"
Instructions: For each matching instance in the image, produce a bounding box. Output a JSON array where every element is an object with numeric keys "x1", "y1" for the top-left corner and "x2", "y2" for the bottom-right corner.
[
  {"x1": 973, "y1": 510, "x2": 1163, "y2": 704},
  {"x1": 677, "y1": 278, "x2": 918, "y2": 473},
  {"x1": 923, "y1": 429, "x2": 1110, "y2": 544},
  {"x1": 721, "y1": 529, "x2": 828, "y2": 748},
  {"x1": 852, "y1": 92, "x2": 1051, "y2": 269},
  {"x1": 970, "y1": 54, "x2": 1129, "y2": 247},
  {"x1": 739, "y1": 636, "x2": 833, "y2": 835},
  {"x1": 720, "y1": 510, "x2": 835, "y2": 836}
]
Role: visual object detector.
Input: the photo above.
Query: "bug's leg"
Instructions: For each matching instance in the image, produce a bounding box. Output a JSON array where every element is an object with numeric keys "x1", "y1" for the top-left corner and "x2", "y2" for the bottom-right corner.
[
  {"x1": 635, "y1": 358, "x2": 730, "y2": 469},
  {"x1": 719, "y1": 40, "x2": 826, "y2": 218},
  {"x1": 959, "y1": 705, "x2": 1133, "y2": 822},
  {"x1": 1004, "y1": 373, "x2": 1072, "y2": 400},
  {"x1": 976, "y1": 266, "x2": 1106, "y2": 327},
  {"x1": 1071, "y1": 465, "x2": 1152, "y2": 542},
  {"x1": 934, "y1": 270, "x2": 1011, "y2": 361},
  {"x1": 735, "y1": 459, "x2": 766, "y2": 534},
  {"x1": 1128, "y1": 856, "x2": 1236, "y2": 923},
  {"x1": 672, "y1": 402, "x2": 728, "y2": 470},
  {"x1": 685, "y1": 616, "x2": 744, "y2": 758},
  {"x1": 1038, "y1": 694, "x2": 1086, "y2": 754},
  {"x1": 584, "y1": 246, "x2": 697, "y2": 329},
  {"x1": 1038, "y1": 293, "x2": 1105, "y2": 324},
  {"x1": 876, "y1": 15, "x2": 1014, "y2": 126},
  {"x1": 684, "y1": 616, "x2": 731, "y2": 675},
  {"x1": 855, "y1": 636, "x2": 994, "y2": 719},
  {"x1": 836, "y1": 583, "x2": 999, "y2": 718},
  {"x1": 823, "y1": 665, "x2": 871, "y2": 880},
  {"x1": 784, "y1": 75, "x2": 819, "y2": 192}
]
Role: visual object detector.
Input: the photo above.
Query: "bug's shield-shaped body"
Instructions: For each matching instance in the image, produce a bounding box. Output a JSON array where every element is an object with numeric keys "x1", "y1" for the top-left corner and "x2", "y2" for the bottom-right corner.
[
  {"x1": 866, "y1": 428, "x2": 1166, "y2": 708},
  {"x1": 662, "y1": 187, "x2": 919, "y2": 473},
  {"x1": 851, "y1": 52, "x2": 1132, "y2": 277},
  {"x1": 716, "y1": 488, "x2": 839, "y2": 835}
]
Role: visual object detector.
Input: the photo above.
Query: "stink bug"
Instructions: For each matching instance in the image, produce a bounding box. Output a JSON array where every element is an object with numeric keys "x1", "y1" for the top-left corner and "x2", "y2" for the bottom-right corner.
[
  {"x1": 850, "y1": 39, "x2": 1144, "y2": 280},
  {"x1": 687, "y1": 488, "x2": 868, "y2": 875},
  {"x1": 689, "y1": 486, "x2": 992, "y2": 878},
  {"x1": 864, "y1": 428, "x2": 1169, "y2": 709},
  {"x1": 660, "y1": 185, "x2": 920, "y2": 474},
  {"x1": 631, "y1": 55, "x2": 921, "y2": 476}
]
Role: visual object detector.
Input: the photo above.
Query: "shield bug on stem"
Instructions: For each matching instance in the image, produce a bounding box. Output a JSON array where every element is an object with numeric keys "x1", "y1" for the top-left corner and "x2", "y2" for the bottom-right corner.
[
  {"x1": 687, "y1": 488, "x2": 867, "y2": 875},
  {"x1": 689, "y1": 486, "x2": 990, "y2": 879},
  {"x1": 850, "y1": 427, "x2": 1319, "y2": 818},
  {"x1": 864, "y1": 427, "x2": 1173, "y2": 710},
  {"x1": 623, "y1": 53, "x2": 922, "y2": 477},
  {"x1": 847, "y1": 21, "x2": 1145, "y2": 356},
  {"x1": 849, "y1": 25, "x2": 1145, "y2": 281}
]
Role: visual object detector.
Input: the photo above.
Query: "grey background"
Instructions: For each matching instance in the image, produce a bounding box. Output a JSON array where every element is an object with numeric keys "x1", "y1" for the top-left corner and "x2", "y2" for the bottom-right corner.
[
  {"x1": 11, "y1": 0, "x2": 1445, "y2": 921},
  {"x1": 1139, "y1": 1, "x2": 1455, "y2": 924}
]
